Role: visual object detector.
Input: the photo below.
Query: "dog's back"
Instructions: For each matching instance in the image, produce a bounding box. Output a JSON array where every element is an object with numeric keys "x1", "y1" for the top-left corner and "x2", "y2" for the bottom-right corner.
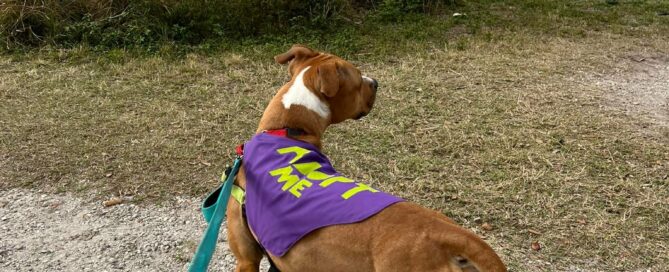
[{"x1": 272, "y1": 202, "x2": 506, "y2": 272}]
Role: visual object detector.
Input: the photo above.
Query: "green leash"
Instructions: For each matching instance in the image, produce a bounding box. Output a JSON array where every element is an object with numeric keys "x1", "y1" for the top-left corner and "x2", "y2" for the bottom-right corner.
[{"x1": 189, "y1": 156, "x2": 242, "y2": 272}]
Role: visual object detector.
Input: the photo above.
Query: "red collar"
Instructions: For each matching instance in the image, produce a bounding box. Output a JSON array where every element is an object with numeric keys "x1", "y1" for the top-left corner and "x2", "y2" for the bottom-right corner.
[
  {"x1": 264, "y1": 128, "x2": 306, "y2": 137},
  {"x1": 236, "y1": 128, "x2": 306, "y2": 156}
]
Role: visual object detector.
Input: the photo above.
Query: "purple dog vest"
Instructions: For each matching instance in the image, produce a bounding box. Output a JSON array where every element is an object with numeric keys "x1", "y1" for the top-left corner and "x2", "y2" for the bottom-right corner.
[{"x1": 242, "y1": 133, "x2": 403, "y2": 256}]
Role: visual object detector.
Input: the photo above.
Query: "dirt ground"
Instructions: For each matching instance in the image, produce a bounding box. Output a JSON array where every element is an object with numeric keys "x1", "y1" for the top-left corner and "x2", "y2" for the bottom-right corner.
[
  {"x1": 596, "y1": 54, "x2": 668, "y2": 129},
  {"x1": 0, "y1": 188, "x2": 269, "y2": 271}
]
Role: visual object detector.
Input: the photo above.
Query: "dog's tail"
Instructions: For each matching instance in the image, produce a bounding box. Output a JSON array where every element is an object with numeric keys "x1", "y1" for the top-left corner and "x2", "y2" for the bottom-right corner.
[{"x1": 439, "y1": 222, "x2": 507, "y2": 272}]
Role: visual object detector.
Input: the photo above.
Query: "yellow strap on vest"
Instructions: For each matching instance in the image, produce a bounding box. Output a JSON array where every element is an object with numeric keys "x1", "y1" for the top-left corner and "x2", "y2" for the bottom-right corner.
[{"x1": 231, "y1": 184, "x2": 246, "y2": 204}]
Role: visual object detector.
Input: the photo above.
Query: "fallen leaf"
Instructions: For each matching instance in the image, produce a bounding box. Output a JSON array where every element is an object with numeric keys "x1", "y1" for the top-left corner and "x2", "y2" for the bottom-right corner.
[
  {"x1": 105, "y1": 173, "x2": 113, "y2": 177},
  {"x1": 481, "y1": 223, "x2": 493, "y2": 231},
  {"x1": 103, "y1": 197, "x2": 123, "y2": 207},
  {"x1": 531, "y1": 241, "x2": 542, "y2": 251}
]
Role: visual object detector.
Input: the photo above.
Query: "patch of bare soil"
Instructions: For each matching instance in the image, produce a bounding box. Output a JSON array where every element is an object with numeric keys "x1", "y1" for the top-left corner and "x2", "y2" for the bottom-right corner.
[
  {"x1": 595, "y1": 55, "x2": 669, "y2": 130},
  {"x1": 0, "y1": 188, "x2": 269, "y2": 271}
]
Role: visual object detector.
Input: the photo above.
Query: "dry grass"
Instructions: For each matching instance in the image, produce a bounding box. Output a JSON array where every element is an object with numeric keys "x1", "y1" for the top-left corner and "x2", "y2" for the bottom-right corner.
[{"x1": 2, "y1": 2, "x2": 669, "y2": 271}]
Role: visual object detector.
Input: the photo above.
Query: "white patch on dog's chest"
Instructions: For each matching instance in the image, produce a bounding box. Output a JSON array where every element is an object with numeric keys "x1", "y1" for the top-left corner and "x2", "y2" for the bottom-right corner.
[{"x1": 281, "y1": 66, "x2": 330, "y2": 119}]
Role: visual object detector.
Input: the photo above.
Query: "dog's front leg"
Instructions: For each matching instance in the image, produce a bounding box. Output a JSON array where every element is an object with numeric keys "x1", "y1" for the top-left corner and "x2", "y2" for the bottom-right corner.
[
  {"x1": 226, "y1": 196, "x2": 263, "y2": 272},
  {"x1": 226, "y1": 168, "x2": 264, "y2": 272}
]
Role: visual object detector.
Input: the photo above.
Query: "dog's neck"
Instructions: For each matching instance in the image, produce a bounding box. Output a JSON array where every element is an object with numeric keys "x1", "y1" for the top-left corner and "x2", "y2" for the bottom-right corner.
[{"x1": 256, "y1": 90, "x2": 330, "y2": 150}]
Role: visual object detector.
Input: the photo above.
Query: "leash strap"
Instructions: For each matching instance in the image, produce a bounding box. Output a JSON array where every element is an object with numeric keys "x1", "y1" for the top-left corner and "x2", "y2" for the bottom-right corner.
[{"x1": 189, "y1": 156, "x2": 243, "y2": 272}]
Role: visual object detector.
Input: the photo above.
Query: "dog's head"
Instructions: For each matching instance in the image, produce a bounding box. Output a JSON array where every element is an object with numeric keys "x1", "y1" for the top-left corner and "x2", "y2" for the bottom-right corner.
[{"x1": 275, "y1": 44, "x2": 378, "y2": 124}]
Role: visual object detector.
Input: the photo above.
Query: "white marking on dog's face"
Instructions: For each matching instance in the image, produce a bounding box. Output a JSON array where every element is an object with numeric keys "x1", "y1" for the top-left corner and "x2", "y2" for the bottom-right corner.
[
  {"x1": 282, "y1": 66, "x2": 331, "y2": 119},
  {"x1": 362, "y1": 75, "x2": 373, "y2": 83}
]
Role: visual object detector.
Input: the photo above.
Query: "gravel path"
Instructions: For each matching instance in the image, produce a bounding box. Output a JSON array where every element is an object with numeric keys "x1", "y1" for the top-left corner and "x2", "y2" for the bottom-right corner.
[{"x1": 0, "y1": 188, "x2": 268, "y2": 271}]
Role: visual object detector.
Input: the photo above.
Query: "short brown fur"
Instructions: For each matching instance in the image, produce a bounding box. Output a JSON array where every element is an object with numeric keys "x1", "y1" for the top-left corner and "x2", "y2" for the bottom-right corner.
[{"x1": 226, "y1": 45, "x2": 507, "y2": 272}]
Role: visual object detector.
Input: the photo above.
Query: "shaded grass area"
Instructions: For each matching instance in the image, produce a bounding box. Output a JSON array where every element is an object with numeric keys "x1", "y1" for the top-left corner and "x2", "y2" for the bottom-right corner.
[
  {"x1": 1, "y1": 0, "x2": 669, "y2": 271},
  {"x1": 5, "y1": 0, "x2": 669, "y2": 58}
]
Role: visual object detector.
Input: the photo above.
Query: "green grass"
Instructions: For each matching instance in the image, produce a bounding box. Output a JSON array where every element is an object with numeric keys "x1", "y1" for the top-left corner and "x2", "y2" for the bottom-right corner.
[{"x1": 2, "y1": 0, "x2": 669, "y2": 271}]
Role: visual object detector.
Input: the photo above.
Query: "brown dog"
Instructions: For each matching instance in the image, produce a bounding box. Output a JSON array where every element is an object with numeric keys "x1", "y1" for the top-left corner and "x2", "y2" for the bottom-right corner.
[{"x1": 225, "y1": 45, "x2": 507, "y2": 272}]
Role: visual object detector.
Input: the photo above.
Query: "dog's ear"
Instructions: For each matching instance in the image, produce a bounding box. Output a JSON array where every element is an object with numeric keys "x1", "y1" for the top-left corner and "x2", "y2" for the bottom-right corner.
[
  {"x1": 317, "y1": 62, "x2": 340, "y2": 97},
  {"x1": 275, "y1": 44, "x2": 318, "y2": 64}
]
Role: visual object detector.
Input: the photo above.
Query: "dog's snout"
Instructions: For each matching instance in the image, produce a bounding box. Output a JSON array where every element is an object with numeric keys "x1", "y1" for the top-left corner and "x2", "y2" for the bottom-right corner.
[{"x1": 371, "y1": 78, "x2": 378, "y2": 91}]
